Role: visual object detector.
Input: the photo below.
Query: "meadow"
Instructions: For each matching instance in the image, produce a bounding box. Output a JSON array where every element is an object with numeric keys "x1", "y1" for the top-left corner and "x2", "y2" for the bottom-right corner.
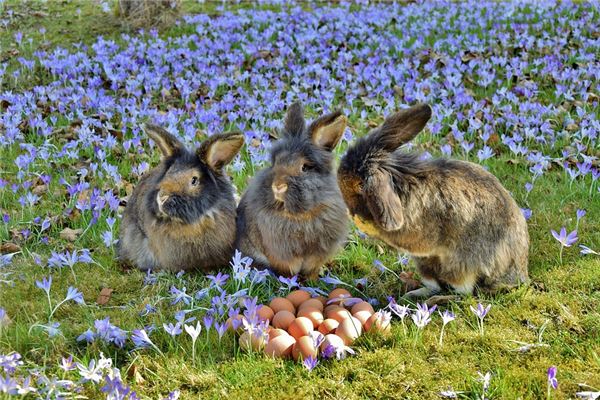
[{"x1": 0, "y1": 1, "x2": 599, "y2": 399}]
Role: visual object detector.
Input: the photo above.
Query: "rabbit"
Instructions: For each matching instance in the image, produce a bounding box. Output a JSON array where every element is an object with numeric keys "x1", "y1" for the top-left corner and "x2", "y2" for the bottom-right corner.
[
  {"x1": 337, "y1": 103, "x2": 529, "y2": 298},
  {"x1": 118, "y1": 123, "x2": 244, "y2": 273},
  {"x1": 235, "y1": 102, "x2": 349, "y2": 280}
]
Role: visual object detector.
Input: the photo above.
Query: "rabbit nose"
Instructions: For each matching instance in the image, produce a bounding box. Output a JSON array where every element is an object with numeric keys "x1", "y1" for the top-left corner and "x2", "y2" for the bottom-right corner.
[{"x1": 272, "y1": 183, "x2": 288, "y2": 200}]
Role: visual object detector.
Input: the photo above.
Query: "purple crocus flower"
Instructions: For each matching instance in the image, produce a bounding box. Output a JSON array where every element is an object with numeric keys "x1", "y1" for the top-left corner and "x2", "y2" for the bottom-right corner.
[
  {"x1": 547, "y1": 366, "x2": 558, "y2": 390},
  {"x1": 163, "y1": 323, "x2": 182, "y2": 337},
  {"x1": 551, "y1": 227, "x2": 578, "y2": 247},
  {"x1": 303, "y1": 355, "x2": 319, "y2": 372}
]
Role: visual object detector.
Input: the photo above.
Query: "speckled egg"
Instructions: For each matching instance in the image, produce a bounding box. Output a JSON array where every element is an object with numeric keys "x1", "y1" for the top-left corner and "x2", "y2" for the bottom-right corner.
[
  {"x1": 365, "y1": 311, "x2": 391, "y2": 334},
  {"x1": 269, "y1": 297, "x2": 295, "y2": 314},
  {"x1": 288, "y1": 317, "x2": 314, "y2": 340},
  {"x1": 319, "y1": 334, "x2": 345, "y2": 353},
  {"x1": 297, "y1": 308, "x2": 324, "y2": 328},
  {"x1": 328, "y1": 308, "x2": 353, "y2": 323},
  {"x1": 272, "y1": 310, "x2": 296, "y2": 330},
  {"x1": 264, "y1": 335, "x2": 296, "y2": 358},
  {"x1": 292, "y1": 335, "x2": 319, "y2": 361},
  {"x1": 317, "y1": 318, "x2": 340, "y2": 335},
  {"x1": 351, "y1": 301, "x2": 375, "y2": 315},
  {"x1": 327, "y1": 288, "x2": 351, "y2": 300},
  {"x1": 298, "y1": 298, "x2": 324, "y2": 313},
  {"x1": 268, "y1": 328, "x2": 290, "y2": 340},
  {"x1": 257, "y1": 305, "x2": 275, "y2": 322},
  {"x1": 286, "y1": 290, "x2": 311, "y2": 308},
  {"x1": 353, "y1": 310, "x2": 373, "y2": 326},
  {"x1": 336, "y1": 316, "x2": 363, "y2": 345}
]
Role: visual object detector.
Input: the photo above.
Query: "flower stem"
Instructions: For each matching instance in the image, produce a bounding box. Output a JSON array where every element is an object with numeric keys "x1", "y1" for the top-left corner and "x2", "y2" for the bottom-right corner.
[{"x1": 438, "y1": 325, "x2": 446, "y2": 347}]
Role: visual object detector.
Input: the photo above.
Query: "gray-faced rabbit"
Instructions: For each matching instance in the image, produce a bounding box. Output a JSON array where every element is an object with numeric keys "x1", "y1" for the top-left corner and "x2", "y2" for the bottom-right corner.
[
  {"x1": 338, "y1": 104, "x2": 529, "y2": 297},
  {"x1": 236, "y1": 103, "x2": 349, "y2": 279},
  {"x1": 118, "y1": 124, "x2": 244, "y2": 272}
]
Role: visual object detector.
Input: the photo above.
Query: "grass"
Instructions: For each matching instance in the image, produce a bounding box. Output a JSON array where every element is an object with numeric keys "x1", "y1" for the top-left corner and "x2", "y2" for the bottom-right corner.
[{"x1": 1, "y1": 1, "x2": 600, "y2": 399}]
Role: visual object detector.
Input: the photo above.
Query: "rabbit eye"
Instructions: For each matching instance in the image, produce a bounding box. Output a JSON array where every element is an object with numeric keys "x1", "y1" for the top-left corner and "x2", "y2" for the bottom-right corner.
[
  {"x1": 191, "y1": 176, "x2": 199, "y2": 186},
  {"x1": 301, "y1": 164, "x2": 313, "y2": 172}
]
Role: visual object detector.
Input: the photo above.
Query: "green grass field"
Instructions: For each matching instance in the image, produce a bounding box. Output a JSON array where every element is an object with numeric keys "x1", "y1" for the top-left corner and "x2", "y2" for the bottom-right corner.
[{"x1": 1, "y1": 1, "x2": 599, "y2": 399}]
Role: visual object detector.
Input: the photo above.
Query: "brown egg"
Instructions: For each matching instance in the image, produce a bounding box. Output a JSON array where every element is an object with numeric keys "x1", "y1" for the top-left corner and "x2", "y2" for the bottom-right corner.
[
  {"x1": 288, "y1": 317, "x2": 314, "y2": 340},
  {"x1": 314, "y1": 295, "x2": 328, "y2": 306},
  {"x1": 298, "y1": 298, "x2": 324, "y2": 313},
  {"x1": 257, "y1": 305, "x2": 275, "y2": 322},
  {"x1": 239, "y1": 331, "x2": 267, "y2": 352},
  {"x1": 324, "y1": 304, "x2": 344, "y2": 318},
  {"x1": 286, "y1": 290, "x2": 311, "y2": 308},
  {"x1": 365, "y1": 312, "x2": 391, "y2": 334},
  {"x1": 268, "y1": 328, "x2": 289, "y2": 340},
  {"x1": 292, "y1": 335, "x2": 319, "y2": 361},
  {"x1": 335, "y1": 316, "x2": 363, "y2": 345},
  {"x1": 297, "y1": 308, "x2": 324, "y2": 328},
  {"x1": 353, "y1": 310, "x2": 373, "y2": 326},
  {"x1": 318, "y1": 318, "x2": 339, "y2": 335},
  {"x1": 264, "y1": 335, "x2": 296, "y2": 358},
  {"x1": 226, "y1": 314, "x2": 244, "y2": 333},
  {"x1": 269, "y1": 297, "x2": 295, "y2": 314},
  {"x1": 328, "y1": 288, "x2": 351, "y2": 299},
  {"x1": 272, "y1": 310, "x2": 295, "y2": 330},
  {"x1": 351, "y1": 301, "x2": 375, "y2": 315},
  {"x1": 319, "y1": 334, "x2": 345, "y2": 353},
  {"x1": 328, "y1": 308, "x2": 353, "y2": 323}
]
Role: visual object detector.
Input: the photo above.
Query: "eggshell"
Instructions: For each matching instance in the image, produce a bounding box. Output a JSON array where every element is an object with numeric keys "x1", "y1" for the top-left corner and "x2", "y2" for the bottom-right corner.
[
  {"x1": 226, "y1": 315, "x2": 244, "y2": 333},
  {"x1": 318, "y1": 318, "x2": 340, "y2": 335},
  {"x1": 288, "y1": 317, "x2": 314, "y2": 340},
  {"x1": 269, "y1": 297, "x2": 295, "y2": 314},
  {"x1": 257, "y1": 305, "x2": 274, "y2": 322},
  {"x1": 328, "y1": 308, "x2": 353, "y2": 323},
  {"x1": 327, "y1": 288, "x2": 351, "y2": 299},
  {"x1": 298, "y1": 298, "x2": 324, "y2": 313},
  {"x1": 335, "y1": 316, "x2": 363, "y2": 345},
  {"x1": 239, "y1": 331, "x2": 266, "y2": 352},
  {"x1": 353, "y1": 310, "x2": 373, "y2": 326},
  {"x1": 365, "y1": 312, "x2": 391, "y2": 334},
  {"x1": 264, "y1": 335, "x2": 296, "y2": 358},
  {"x1": 268, "y1": 328, "x2": 289, "y2": 340},
  {"x1": 351, "y1": 301, "x2": 375, "y2": 315},
  {"x1": 272, "y1": 310, "x2": 295, "y2": 330},
  {"x1": 292, "y1": 335, "x2": 319, "y2": 361},
  {"x1": 319, "y1": 334, "x2": 345, "y2": 353},
  {"x1": 286, "y1": 290, "x2": 311, "y2": 308},
  {"x1": 324, "y1": 305, "x2": 344, "y2": 318},
  {"x1": 297, "y1": 308, "x2": 324, "y2": 328}
]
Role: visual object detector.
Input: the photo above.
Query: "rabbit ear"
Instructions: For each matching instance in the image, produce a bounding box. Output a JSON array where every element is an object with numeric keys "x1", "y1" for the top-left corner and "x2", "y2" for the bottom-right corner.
[
  {"x1": 143, "y1": 123, "x2": 185, "y2": 158},
  {"x1": 197, "y1": 132, "x2": 244, "y2": 170},
  {"x1": 283, "y1": 102, "x2": 306, "y2": 136},
  {"x1": 365, "y1": 169, "x2": 404, "y2": 231},
  {"x1": 309, "y1": 110, "x2": 347, "y2": 151},
  {"x1": 373, "y1": 103, "x2": 432, "y2": 152}
]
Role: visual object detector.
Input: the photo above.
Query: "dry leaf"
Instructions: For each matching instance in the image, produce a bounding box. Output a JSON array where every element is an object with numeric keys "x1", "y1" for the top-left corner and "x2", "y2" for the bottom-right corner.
[
  {"x1": 32, "y1": 183, "x2": 48, "y2": 196},
  {"x1": 59, "y1": 227, "x2": 83, "y2": 242},
  {"x1": 0, "y1": 242, "x2": 21, "y2": 253},
  {"x1": 96, "y1": 288, "x2": 113, "y2": 305},
  {"x1": 399, "y1": 271, "x2": 421, "y2": 293}
]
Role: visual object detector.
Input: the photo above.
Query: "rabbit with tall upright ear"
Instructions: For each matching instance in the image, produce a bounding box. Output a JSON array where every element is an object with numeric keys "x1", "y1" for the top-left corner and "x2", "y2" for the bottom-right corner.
[
  {"x1": 118, "y1": 124, "x2": 244, "y2": 272},
  {"x1": 236, "y1": 102, "x2": 349, "y2": 279},
  {"x1": 338, "y1": 104, "x2": 529, "y2": 297}
]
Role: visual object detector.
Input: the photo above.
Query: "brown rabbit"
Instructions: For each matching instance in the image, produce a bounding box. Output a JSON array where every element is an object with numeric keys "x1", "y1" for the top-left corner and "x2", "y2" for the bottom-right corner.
[
  {"x1": 118, "y1": 124, "x2": 244, "y2": 272},
  {"x1": 338, "y1": 104, "x2": 529, "y2": 297},
  {"x1": 235, "y1": 103, "x2": 349, "y2": 279}
]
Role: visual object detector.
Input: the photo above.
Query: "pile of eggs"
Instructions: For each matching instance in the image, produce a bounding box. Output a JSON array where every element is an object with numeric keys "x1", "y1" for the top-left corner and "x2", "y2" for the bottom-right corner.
[{"x1": 232, "y1": 288, "x2": 391, "y2": 361}]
